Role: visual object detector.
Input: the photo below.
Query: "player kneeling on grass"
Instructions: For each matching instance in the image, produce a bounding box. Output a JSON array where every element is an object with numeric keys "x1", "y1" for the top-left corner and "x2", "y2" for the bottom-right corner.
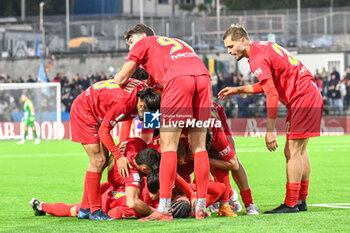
[
  {"x1": 174, "y1": 136, "x2": 237, "y2": 218},
  {"x1": 29, "y1": 143, "x2": 161, "y2": 219},
  {"x1": 210, "y1": 101, "x2": 259, "y2": 215}
]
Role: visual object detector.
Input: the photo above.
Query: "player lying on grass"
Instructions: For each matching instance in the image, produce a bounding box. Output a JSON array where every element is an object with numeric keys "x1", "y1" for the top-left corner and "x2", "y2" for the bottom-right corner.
[
  {"x1": 30, "y1": 138, "x2": 161, "y2": 219},
  {"x1": 70, "y1": 75, "x2": 161, "y2": 220},
  {"x1": 219, "y1": 24, "x2": 323, "y2": 214}
]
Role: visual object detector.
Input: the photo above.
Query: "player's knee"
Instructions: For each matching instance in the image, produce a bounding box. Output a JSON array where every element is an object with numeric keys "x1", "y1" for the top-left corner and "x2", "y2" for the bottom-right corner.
[
  {"x1": 91, "y1": 155, "x2": 106, "y2": 169},
  {"x1": 284, "y1": 147, "x2": 291, "y2": 160}
]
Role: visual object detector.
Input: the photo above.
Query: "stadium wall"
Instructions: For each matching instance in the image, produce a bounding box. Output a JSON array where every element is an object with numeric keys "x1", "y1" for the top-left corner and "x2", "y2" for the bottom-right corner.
[
  {"x1": 1, "y1": 117, "x2": 349, "y2": 140},
  {"x1": 1, "y1": 51, "x2": 348, "y2": 82}
]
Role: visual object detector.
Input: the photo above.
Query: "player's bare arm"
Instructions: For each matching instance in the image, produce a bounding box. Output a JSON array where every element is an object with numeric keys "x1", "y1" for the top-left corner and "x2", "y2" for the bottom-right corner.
[
  {"x1": 98, "y1": 124, "x2": 132, "y2": 178},
  {"x1": 114, "y1": 61, "x2": 138, "y2": 85},
  {"x1": 218, "y1": 82, "x2": 264, "y2": 100},
  {"x1": 126, "y1": 186, "x2": 155, "y2": 216},
  {"x1": 209, "y1": 158, "x2": 236, "y2": 171}
]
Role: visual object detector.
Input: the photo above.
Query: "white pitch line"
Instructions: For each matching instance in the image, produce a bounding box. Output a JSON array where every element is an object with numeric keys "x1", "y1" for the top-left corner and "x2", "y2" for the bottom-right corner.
[
  {"x1": 0, "y1": 153, "x2": 83, "y2": 158},
  {"x1": 309, "y1": 203, "x2": 350, "y2": 209}
]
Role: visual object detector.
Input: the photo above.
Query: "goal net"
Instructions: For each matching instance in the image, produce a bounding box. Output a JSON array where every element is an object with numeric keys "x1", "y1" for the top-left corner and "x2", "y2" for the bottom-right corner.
[{"x1": 0, "y1": 82, "x2": 62, "y2": 140}]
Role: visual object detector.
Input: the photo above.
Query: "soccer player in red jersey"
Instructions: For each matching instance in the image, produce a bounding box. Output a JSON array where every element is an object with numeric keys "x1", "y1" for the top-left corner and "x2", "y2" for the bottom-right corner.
[
  {"x1": 114, "y1": 24, "x2": 211, "y2": 220},
  {"x1": 70, "y1": 78, "x2": 160, "y2": 220},
  {"x1": 219, "y1": 25, "x2": 323, "y2": 214},
  {"x1": 210, "y1": 101, "x2": 259, "y2": 215},
  {"x1": 30, "y1": 138, "x2": 161, "y2": 219}
]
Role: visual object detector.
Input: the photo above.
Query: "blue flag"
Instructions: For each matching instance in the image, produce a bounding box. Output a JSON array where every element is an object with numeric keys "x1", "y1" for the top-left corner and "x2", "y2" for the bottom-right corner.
[
  {"x1": 35, "y1": 36, "x2": 42, "y2": 58},
  {"x1": 38, "y1": 60, "x2": 50, "y2": 96}
]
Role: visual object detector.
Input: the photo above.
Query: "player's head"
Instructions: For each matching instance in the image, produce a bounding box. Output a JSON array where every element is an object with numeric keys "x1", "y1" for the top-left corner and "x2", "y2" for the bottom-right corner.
[
  {"x1": 147, "y1": 168, "x2": 159, "y2": 200},
  {"x1": 20, "y1": 94, "x2": 28, "y2": 102},
  {"x1": 124, "y1": 24, "x2": 155, "y2": 49},
  {"x1": 222, "y1": 24, "x2": 251, "y2": 61},
  {"x1": 136, "y1": 87, "x2": 161, "y2": 120},
  {"x1": 131, "y1": 67, "x2": 149, "y2": 82},
  {"x1": 134, "y1": 148, "x2": 161, "y2": 175}
]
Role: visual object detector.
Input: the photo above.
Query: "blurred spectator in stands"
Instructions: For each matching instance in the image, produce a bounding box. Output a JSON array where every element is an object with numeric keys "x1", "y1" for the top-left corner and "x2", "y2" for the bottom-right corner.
[
  {"x1": 217, "y1": 72, "x2": 225, "y2": 91},
  {"x1": 236, "y1": 94, "x2": 255, "y2": 118},
  {"x1": 16, "y1": 76, "x2": 24, "y2": 83},
  {"x1": 52, "y1": 73, "x2": 61, "y2": 83},
  {"x1": 344, "y1": 79, "x2": 350, "y2": 109},
  {"x1": 71, "y1": 83, "x2": 83, "y2": 101},
  {"x1": 232, "y1": 74, "x2": 241, "y2": 87},
  {"x1": 328, "y1": 74, "x2": 341, "y2": 114},
  {"x1": 345, "y1": 67, "x2": 350, "y2": 81},
  {"x1": 336, "y1": 78, "x2": 347, "y2": 114},
  {"x1": 314, "y1": 69, "x2": 320, "y2": 78},
  {"x1": 320, "y1": 67, "x2": 329, "y2": 81},
  {"x1": 27, "y1": 75, "x2": 36, "y2": 83},
  {"x1": 315, "y1": 73, "x2": 324, "y2": 96},
  {"x1": 211, "y1": 72, "x2": 218, "y2": 96},
  {"x1": 0, "y1": 75, "x2": 6, "y2": 83},
  {"x1": 330, "y1": 67, "x2": 340, "y2": 82}
]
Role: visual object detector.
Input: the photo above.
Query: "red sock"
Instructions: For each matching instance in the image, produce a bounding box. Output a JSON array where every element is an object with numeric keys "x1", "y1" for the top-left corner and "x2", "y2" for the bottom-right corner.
[
  {"x1": 214, "y1": 169, "x2": 230, "y2": 203},
  {"x1": 240, "y1": 189, "x2": 254, "y2": 208},
  {"x1": 194, "y1": 151, "x2": 209, "y2": 198},
  {"x1": 206, "y1": 181, "x2": 225, "y2": 207},
  {"x1": 229, "y1": 187, "x2": 234, "y2": 198},
  {"x1": 159, "y1": 151, "x2": 177, "y2": 198},
  {"x1": 284, "y1": 182, "x2": 301, "y2": 207},
  {"x1": 80, "y1": 173, "x2": 90, "y2": 209},
  {"x1": 298, "y1": 180, "x2": 309, "y2": 201},
  {"x1": 86, "y1": 171, "x2": 102, "y2": 213},
  {"x1": 42, "y1": 203, "x2": 77, "y2": 217}
]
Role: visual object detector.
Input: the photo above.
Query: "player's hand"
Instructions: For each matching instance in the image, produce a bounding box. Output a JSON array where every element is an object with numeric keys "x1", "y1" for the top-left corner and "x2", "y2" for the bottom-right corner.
[
  {"x1": 117, "y1": 155, "x2": 133, "y2": 178},
  {"x1": 218, "y1": 87, "x2": 239, "y2": 100},
  {"x1": 265, "y1": 131, "x2": 278, "y2": 152},
  {"x1": 190, "y1": 197, "x2": 196, "y2": 217}
]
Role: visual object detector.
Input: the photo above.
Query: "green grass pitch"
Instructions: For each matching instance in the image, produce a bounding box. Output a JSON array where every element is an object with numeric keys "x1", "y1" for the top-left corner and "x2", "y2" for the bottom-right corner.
[{"x1": 1, "y1": 135, "x2": 350, "y2": 232}]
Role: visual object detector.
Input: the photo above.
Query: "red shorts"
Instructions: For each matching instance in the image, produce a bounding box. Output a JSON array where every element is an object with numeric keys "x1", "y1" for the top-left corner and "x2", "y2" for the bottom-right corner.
[
  {"x1": 70, "y1": 94, "x2": 100, "y2": 144},
  {"x1": 160, "y1": 75, "x2": 211, "y2": 124},
  {"x1": 286, "y1": 85, "x2": 323, "y2": 140},
  {"x1": 211, "y1": 127, "x2": 236, "y2": 162}
]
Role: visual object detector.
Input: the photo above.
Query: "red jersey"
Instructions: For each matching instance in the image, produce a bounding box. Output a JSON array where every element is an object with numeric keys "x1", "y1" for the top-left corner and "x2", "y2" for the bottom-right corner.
[
  {"x1": 248, "y1": 41, "x2": 315, "y2": 106},
  {"x1": 80, "y1": 78, "x2": 147, "y2": 130},
  {"x1": 211, "y1": 101, "x2": 233, "y2": 136},
  {"x1": 126, "y1": 36, "x2": 209, "y2": 85},
  {"x1": 147, "y1": 136, "x2": 161, "y2": 153},
  {"x1": 107, "y1": 138, "x2": 147, "y2": 189}
]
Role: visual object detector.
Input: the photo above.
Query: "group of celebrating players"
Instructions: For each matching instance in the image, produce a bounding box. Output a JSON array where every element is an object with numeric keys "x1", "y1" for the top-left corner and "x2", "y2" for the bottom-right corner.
[{"x1": 29, "y1": 23, "x2": 323, "y2": 221}]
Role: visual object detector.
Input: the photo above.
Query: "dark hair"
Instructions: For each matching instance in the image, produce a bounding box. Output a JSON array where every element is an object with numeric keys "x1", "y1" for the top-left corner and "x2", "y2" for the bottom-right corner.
[
  {"x1": 177, "y1": 139, "x2": 185, "y2": 156},
  {"x1": 206, "y1": 128, "x2": 213, "y2": 152},
  {"x1": 137, "y1": 87, "x2": 161, "y2": 112},
  {"x1": 147, "y1": 168, "x2": 159, "y2": 194},
  {"x1": 131, "y1": 67, "x2": 149, "y2": 81},
  {"x1": 124, "y1": 24, "x2": 155, "y2": 43},
  {"x1": 135, "y1": 148, "x2": 161, "y2": 171}
]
